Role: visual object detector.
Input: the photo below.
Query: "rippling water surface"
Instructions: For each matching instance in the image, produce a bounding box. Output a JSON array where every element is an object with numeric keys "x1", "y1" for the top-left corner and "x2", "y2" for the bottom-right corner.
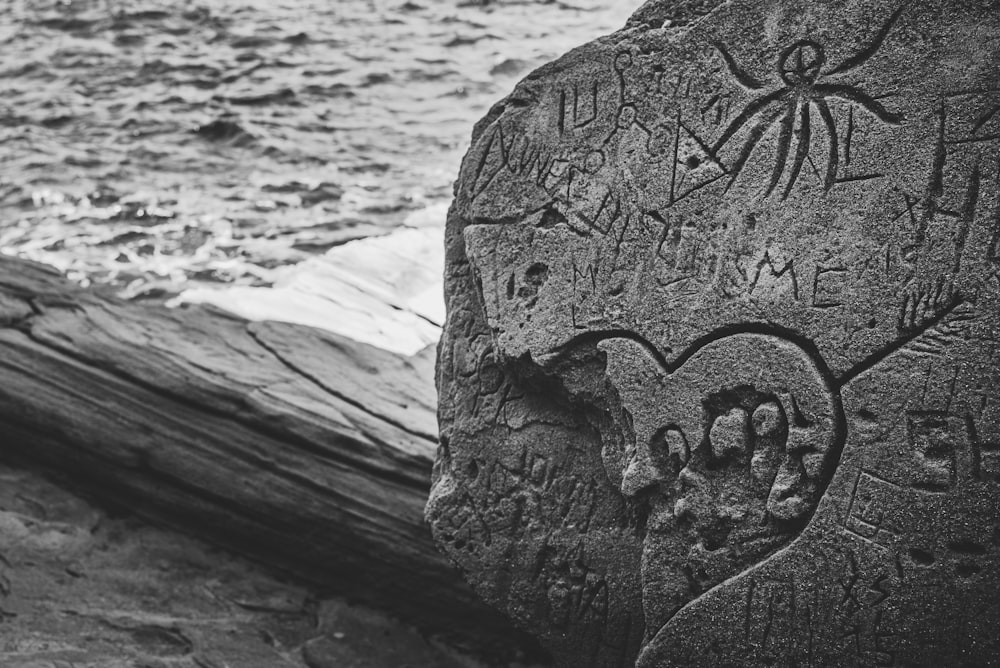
[{"x1": 0, "y1": 0, "x2": 636, "y2": 297}]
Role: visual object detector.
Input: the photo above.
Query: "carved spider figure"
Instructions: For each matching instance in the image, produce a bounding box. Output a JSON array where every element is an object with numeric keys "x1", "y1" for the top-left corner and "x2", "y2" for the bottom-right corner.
[{"x1": 711, "y1": 2, "x2": 908, "y2": 198}]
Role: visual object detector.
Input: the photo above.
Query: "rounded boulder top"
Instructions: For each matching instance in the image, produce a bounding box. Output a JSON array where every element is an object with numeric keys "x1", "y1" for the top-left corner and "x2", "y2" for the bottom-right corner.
[{"x1": 427, "y1": 1, "x2": 1000, "y2": 666}]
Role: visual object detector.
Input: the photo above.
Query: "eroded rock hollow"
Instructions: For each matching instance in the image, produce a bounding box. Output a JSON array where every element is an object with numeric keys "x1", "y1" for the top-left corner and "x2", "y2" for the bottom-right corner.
[{"x1": 427, "y1": 1, "x2": 1000, "y2": 665}]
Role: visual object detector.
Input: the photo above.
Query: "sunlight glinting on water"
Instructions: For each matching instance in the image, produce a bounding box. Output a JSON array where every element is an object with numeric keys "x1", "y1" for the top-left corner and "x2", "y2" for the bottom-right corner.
[{"x1": 0, "y1": 0, "x2": 638, "y2": 297}]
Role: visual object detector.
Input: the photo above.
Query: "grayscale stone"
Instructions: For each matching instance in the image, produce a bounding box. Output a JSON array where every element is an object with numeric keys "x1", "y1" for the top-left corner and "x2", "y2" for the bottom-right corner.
[{"x1": 426, "y1": 1, "x2": 1000, "y2": 665}]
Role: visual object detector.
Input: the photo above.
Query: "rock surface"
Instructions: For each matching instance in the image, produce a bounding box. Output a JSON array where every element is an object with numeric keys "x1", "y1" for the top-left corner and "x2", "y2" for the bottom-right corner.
[
  {"x1": 0, "y1": 460, "x2": 513, "y2": 668},
  {"x1": 427, "y1": 0, "x2": 1000, "y2": 665},
  {"x1": 0, "y1": 253, "x2": 541, "y2": 661},
  {"x1": 178, "y1": 220, "x2": 447, "y2": 356}
]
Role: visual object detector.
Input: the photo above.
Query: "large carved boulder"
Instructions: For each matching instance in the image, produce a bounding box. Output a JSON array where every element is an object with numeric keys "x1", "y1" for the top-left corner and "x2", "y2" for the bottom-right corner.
[{"x1": 427, "y1": 0, "x2": 1000, "y2": 665}]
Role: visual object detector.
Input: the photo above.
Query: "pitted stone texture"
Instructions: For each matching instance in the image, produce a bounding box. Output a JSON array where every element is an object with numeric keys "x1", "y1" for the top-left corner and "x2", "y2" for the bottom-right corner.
[{"x1": 427, "y1": 1, "x2": 1000, "y2": 666}]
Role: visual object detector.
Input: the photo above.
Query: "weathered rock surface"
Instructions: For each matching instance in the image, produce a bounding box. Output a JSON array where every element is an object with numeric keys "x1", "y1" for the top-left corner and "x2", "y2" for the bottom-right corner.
[
  {"x1": 427, "y1": 0, "x2": 1000, "y2": 665},
  {"x1": 0, "y1": 253, "x2": 541, "y2": 660},
  {"x1": 178, "y1": 220, "x2": 447, "y2": 357},
  {"x1": 0, "y1": 460, "x2": 508, "y2": 668}
]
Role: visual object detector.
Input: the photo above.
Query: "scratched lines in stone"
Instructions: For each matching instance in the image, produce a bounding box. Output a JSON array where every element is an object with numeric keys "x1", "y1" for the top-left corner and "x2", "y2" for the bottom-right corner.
[
  {"x1": 905, "y1": 410, "x2": 966, "y2": 492},
  {"x1": 910, "y1": 362, "x2": 1000, "y2": 485},
  {"x1": 971, "y1": 97, "x2": 1000, "y2": 141},
  {"x1": 642, "y1": 58, "x2": 697, "y2": 103},
  {"x1": 602, "y1": 104, "x2": 657, "y2": 158},
  {"x1": 467, "y1": 122, "x2": 632, "y2": 240},
  {"x1": 594, "y1": 108, "x2": 730, "y2": 210},
  {"x1": 570, "y1": 261, "x2": 601, "y2": 331},
  {"x1": 833, "y1": 105, "x2": 889, "y2": 186},
  {"x1": 836, "y1": 551, "x2": 898, "y2": 667},
  {"x1": 0, "y1": 552, "x2": 12, "y2": 624},
  {"x1": 812, "y1": 265, "x2": 849, "y2": 308},
  {"x1": 607, "y1": 51, "x2": 726, "y2": 202},
  {"x1": 916, "y1": 95, "x2": 999, "y2": 214},
  {"x1": 575, "y1": 187, "x2": 626, "y2": 237},
  {"x1": 633, "y1": 210, "x2": 714, "y2": 288},
  {"x1": 738, "y1": 550, "x2": 898, "y2": 667},
  {"x1": 435, "y1": 485, "x2": 493, "y2": 556},
  {"x1": 943, "y1": 87, "x2": 1000, "y2": 146},
  {"x1": 851, "y1": 612, "x2": 897, "y2": 665},
  {"x1": 636, "y1": 212, "x2": 800, "y2": 298},
  {"x1": 901, "y1": 307, "x2": 980, "y2": 361},
  {"x1": 473, "y1": 75, "x2": 733, "y2": 224},
  {"x1": 534, "y1": 539, "x2": 610, "y2": 631},
  {"x1": 971, "y1": 155, "x2": 1000, "y2": 284},
  {"x1": 989, "y1": 165, "x2": 1000, "y2": 270},
  {"x1": 557, "y1": 53, "x2": 637, "y2": 137},
  {"x1": 664, "y1": 112, "x2": 730, "y2": 206},
  {"x1": 896, "y1": 278, "x2": 961, "y2": 335},
  {"x1": 711, "y1": 1, "x2": 907, "y2": 197},
  {"x1": 972, "y1": 375, "x2": 1000, "y2": 482},
  {"x1": 469, "y1": 122, "x2": 567, "y2": 201},
  {"x1": 749, "y1": 249, "x2": 800, "y2": 301},
  {"x1": 848, "y1": 397, "x2": 1000, "y2": 501},
  {"x1": 915, "y1": 158, "x2": 984, "y2": 274},
  {"x1": 905, "y1": 408, "x2": 1000, "y2": 489},
  {"x1": 558, "y1": 82, "x2": 600, "y2": 134},
  {"x1": 471, "y1": 63, "x2": 612, "y2": 205},
  {"x1": 479, "y1": 445, "x2": 601, "y2": 535},
  {"x1": 884, "y1": 98, "x2": 1000, "y2": 285},
  {"x1": 843, "y1": 469, "x2": 902, "y2": 552},
  {"x1": 743, "y1": 576, "x2": 800, "y2": 658},
  {"x1": 614, "y1": 52, "x2": 732, "y2": 208},
  {"x1": 468, "y1": 345, "x2": 519, "y2": 427}
]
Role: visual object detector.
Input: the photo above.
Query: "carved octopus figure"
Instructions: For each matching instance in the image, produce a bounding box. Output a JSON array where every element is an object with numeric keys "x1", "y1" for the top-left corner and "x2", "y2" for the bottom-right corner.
[
  {"x1": 711, "y1": 1, "x2": 909, "y2": 197},
  {"x1": 599, "y1": 333, "x2": 844, "y2": 640}
]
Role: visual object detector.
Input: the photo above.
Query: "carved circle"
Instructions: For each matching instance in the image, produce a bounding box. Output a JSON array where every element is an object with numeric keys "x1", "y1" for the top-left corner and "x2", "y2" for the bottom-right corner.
[{"x1": 778, "y1": 39, "x2": 825, "y2": 86}]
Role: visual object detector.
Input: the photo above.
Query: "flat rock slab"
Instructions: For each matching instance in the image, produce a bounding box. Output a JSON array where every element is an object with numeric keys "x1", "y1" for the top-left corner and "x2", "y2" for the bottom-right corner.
[
  {"x1": 427, "y1": 1, "x2": 1000, "y2": 666},
  {"x1": 178, "y1": 222, "x2": 446, "y2": 357},
  {"x1": 0, "y1": 252, "x2": 537, "y2": 659},
  {"x1": 0, "y1": 462, "x2": 478, "y2": 668}
]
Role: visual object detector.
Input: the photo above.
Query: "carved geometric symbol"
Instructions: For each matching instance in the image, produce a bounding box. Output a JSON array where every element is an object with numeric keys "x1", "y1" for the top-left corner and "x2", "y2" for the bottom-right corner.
[
  {"x1": 843, "y1": 470, "x2": 902, "y2": 551},
  {"x1": 779, "y1": 40, "x2": 825, "y2": 86},
  {"x1": 906, "y1": 410, "x2": 963, "y2": 491},
  {"x1": 668, "y1": 119, "x2": 729, "y2": 205}
]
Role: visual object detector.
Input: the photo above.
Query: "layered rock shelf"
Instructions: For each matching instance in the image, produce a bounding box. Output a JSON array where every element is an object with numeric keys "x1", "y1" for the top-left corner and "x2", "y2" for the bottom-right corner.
[{"x1": 0, "y1": 250, "x2": 538, "y2": 663}]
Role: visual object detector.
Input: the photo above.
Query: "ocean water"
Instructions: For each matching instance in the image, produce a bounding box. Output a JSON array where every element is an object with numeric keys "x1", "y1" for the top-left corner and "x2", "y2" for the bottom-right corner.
[{"x1": 0, "y1": 0, "x2": 636, "y2": 298}]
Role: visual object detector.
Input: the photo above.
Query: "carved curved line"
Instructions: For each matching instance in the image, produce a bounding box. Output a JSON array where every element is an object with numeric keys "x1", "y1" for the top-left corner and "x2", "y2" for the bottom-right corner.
[
  {"x1": 635, "y1": 297, "x2": 970, "y2": 654},
  {"x1": 711, "y1": 88, "x2": 790, "y2": 153},
  {"x1": 567, "y1": 324, "x2": 848, "y2": 642},
  {"x1": 824, "y1": 0, "x2": 911, "y2": 76},
  {"x1": 813, "y1": 84, "x2": 904, "y2": 125},
  {"x1": 813, "y1": 98, "x2": 840, "y2": 191},
  {"x1": 724, "y1": 105, "x2": 788, "y2": 192},
  {"x1": 557, "y1": 328, "x2": 673, "y2": 370},
  {"x1": 782, "y1": 101, "x2": 812, "y2": 199},
  {"x1": 558, "y1": 321, "x2": 837, "y2": 382},
  {"x1": 778, "y1": 39, "x2": 827, "y2": 83},
  {"x1": 713, "y1": 41, "x2": 766, "y2": 90},
  {"x1": 765, "y1": 99, "x2": 799, "y2": 197},
  {"x1": 558, "y1": 311, "x2": 971, "y2": 647}
]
